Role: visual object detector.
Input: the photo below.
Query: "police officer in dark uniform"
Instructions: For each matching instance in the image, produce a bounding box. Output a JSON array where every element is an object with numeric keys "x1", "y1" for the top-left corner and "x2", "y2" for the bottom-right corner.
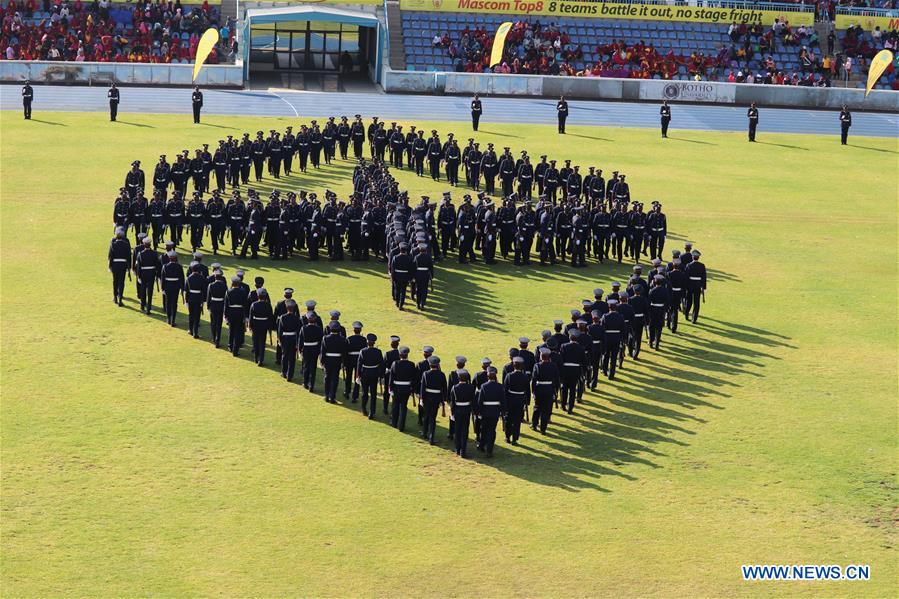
[
  {"x1": 344, "y1": 321, "x2": 367, "y2": 400},
  {"x1": 531, "y1": 348, "x2": 560, "y2": 433},
  {"x1": 224, "y1": 275, "x2": 249, "y2": 356},
  {"x1": 357, "y1": 333, "x2": 384, "y2": 419},
  {"x1": 134, "y1": 237, "x2": 159, "y2": 312},
  {"x1": 556, "y1": 95, "x2": 569, "y2": 133},
  {"x1": 107, "y1": 82, "x2": 120, "y2": 121},
  {"x1": 183, "y1": 263, "x2": 206, "y2": 338},
  {"x1": 108, "y1": 227, "x2": 131, "y2": 305},
  {"x1": 559, "y1": 329, "x2": 585, "y2": 414},
  {"x1": 21, "y1": 80, "x2": 34, "y2": 119},
  {"x1": 277, "y1": 299, "x2": 301, "y2": 381},
  {"x1": 382, "y1": 335, "x2": 400, "y2": 416},
  {"x1": 839, "y1": 105, "x2": 852, "y2": 145},
  {"x1": 660, "y1": 100, "x2": 671, "y2": 138},
  {"x1": 321, "y1": 321, "x2": 348, "y2": 403},
  {"x1": 471, "y1": 93, "x2": 483, "y2": 131},
  {"x1": 747, "y1": 102, "x2": 759, "y2": 142},
  {"x1": 192, "y1": 86, "x2": 203, "y2": 124},
  {"x1": 683, "y1": 249, "x2": 707, "y2": 323},
  {"x1": 476, "y1": 366, "x2": 503, "y2": 457},
  {"x1": 449, "y1": 369, "x2": 475, "y2": 457},
  {"x1": 419, "y1": 355, "x2": 447, "y2": 445},
  {"x1": 600, "y1": 300, "x2": 626, "y2": 380},
  {"x1": 299, "y1": 310, "x2": 323, "y2": 391},
  {"x1": 391, "y1": 242, "x2": 414, "y2": 309},
  {"x1": 160, "y1": 251, "x2": 185, "y2": 326},
  {"x1": 389, "y1": 346, "x2": 417, "y2": 431},
  {"x1": 206, "y1": 267, "x2": 227, "y2": 347},
  {"x1": 502, "y1": 356, "x2": 530, "y2": 445}
]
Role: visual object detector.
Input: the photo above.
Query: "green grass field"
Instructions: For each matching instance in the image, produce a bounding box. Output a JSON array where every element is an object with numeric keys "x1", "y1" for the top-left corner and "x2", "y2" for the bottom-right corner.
[{"x1": 1, "y1": 110, "x2": 897, "y2": 597}]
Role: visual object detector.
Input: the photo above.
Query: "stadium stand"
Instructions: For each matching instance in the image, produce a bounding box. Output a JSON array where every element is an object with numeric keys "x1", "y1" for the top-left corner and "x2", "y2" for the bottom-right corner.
[
  {"x1": 401, "y1": 10, "x2": 897, "y2": 90},
  {"x1": 1, "y1": 0, "x2": 235, "y2": 63}
]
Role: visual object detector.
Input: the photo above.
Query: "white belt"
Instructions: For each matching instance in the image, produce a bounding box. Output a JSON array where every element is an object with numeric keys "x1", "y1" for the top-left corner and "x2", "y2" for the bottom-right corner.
[
  {"x1": 508, "y1": 390, "x2": 525, "y2": 395},
  {"x1": 281, "y1": 332, "x2": 296, "y2": 336},
  {"x1": 325, "y1": 352, "x2": 341, "y2": 357},
  {"x1": 671, "y1": 287, "x2": 682, "y2": 291},
  {"x1": 598, "y1": 225, "x2": 609, "y2": 228},
  {"x1": 634, "y1": 313, "x2": 644, "y2": 317},
  {"x1": 482, "y1": 401, "x2": 500, "y2": 406},
  {"x1": 416, "y1": 267, "x2": 429, "y2": 271},
  {"x1": 228, "y1": 304, "x2": 243, "y2": 308},
  {"x1": 189, "y1": 289, "x2": 202, "y2": 294},
  {"x1": 210, "y1": 297, "x2": 224, "y2": 301},
  {"x1": 690, "y1": 277, "x2": 702, "y2": 280},
  {"x1": 605, "y1": 330, "x2": 620, "y2": 334},
  {"x1": 141, "y1": 266, "x2": 156, "y2": 270},
  {"x1": 304, "y1": 342, "x2": 319, "y2": 346},
  {"x1": 394, "y1": 381, "x2": 411, "y2": 386},
  {"x1": 169, "y1": 214, "x2": 181, "y2": 217},
  {"x1": 350, "y1": 220, "x2": 361, "y2": 223},
  {"x1": 267, "y1": 218, "x2": 278, "y2": 221},
  {"x1": 536, "y1": 381, "x2": 553, "y2": 385},
  {"x1": 151, "y1": 214, "x2": 163, "y2": 217},
  {"x1": 362, "y1": 364, "x2": 380, "y2": 368},
  {"x1": 425, "y1": 388, "x2": 442, "y2": 394},
  {"x1": 348, "y1": 351, "x2": 360, "y2": 356},
  {"x1": 652, "y1": 228, "x2": 664, "y2": 231},
  {"x1": 616, "y1": 225, "x2": 627, "y2": 228},
  {"x1": 455, "y1": 401, "x2": 470, "y2": 406},
  {"x1": 165, "y1": 277, "x2": 179, "y2": 281},
  {"x1": 210, "y1": 215, "x2": 222, "y2": 218},
  {"x1": 394, "y1": 269, "x2": 408, "y2": 273},
  {"x1": 252, "y1": 316, "x2": 268, "y2": 321},
  {"x1": 592, "y1": 340, "x2": 602, "y2": 344},
  {"x1": 651, "y1": 303, "x2": 665, "y2": 307},
  {"x1": 563, "y1": 362, "x2": 580, "y2": 367},
  {"x1": 112, "y1": 258, "x2": 127, "y2": 262}
]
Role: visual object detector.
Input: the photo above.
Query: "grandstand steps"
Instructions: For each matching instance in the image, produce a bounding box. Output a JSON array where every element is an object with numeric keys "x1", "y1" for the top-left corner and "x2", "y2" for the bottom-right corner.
[{"x1": 386, "y1": 1, "x2": 406, "y2": 70}]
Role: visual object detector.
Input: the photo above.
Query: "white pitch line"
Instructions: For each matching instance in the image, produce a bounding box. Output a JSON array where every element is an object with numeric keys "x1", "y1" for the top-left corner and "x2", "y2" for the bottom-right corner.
[{"x1": 269, "y1": 89, "x2": 299, "y2": 117}]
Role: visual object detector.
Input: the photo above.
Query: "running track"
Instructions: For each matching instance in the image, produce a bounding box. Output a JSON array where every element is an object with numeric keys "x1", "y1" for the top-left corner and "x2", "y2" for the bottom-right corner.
[{"x1": 2, "y1": 84, "x2": 898, "y2": 138}]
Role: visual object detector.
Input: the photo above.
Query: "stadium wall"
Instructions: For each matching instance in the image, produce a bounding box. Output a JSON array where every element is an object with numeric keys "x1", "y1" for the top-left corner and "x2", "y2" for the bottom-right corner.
[
  {"x1": 0, "y1": 61, "x2": 244, "y2": 87},
  {"x1": 382, "y1": 69, "x2": 899, "y2": 111}
]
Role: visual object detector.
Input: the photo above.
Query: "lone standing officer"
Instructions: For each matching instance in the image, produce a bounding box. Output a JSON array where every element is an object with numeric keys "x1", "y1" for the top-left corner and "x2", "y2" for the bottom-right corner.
[
  {"x1": 557, "y1": 95, "x2": 568, "y2": 134},
  {"x1": 22, "y1": 79, "x2": 33, "y2": 120},
  {"x1": 660, "y1": 100, "x2": 671, "y2": 138},
  {"x1": 192, "y1": 86, "x2": 204, "y2": 124},
  {"x1": 839, "y1": 105, "x2": 852, "y2": 145},
  {"x1": 471, "y1": 93, "x2": 483, "y2": 131},
  {"x1": 108, "y1": 82, "x2": 120, "y2": 122},
  {"x1": 747, "y1": 102, "x2": 759, "y2": 142}
]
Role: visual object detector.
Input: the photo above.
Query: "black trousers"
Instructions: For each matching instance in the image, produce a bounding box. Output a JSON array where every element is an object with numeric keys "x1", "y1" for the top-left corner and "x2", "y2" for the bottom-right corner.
[
  {"x1": 360, "y1": 376, "x2": 378, "y2": 417},
  {"x1": 210, "y1": 309, "x2": 224, "y2": 345},
  {"x1": 163, "y1": 289, "x2": 179, "y2": 325},
  {"x1": 302, "y1": 349, "x2": 319, "y2": 389},
  {"x1": 480, "y1": 415, "x2": 499, "y2": 454},
  {"x1": 422, "y1": 397, "x2": 440, "y2": 442},
  {"x1": 193, "y1": 104, "x2": 201, "y2": 123},
  {"x1": 471, "y1": 113, "x2": 480, "y2": 131},
  {"x1": 533, "y1": 395, "x2": 553, "y2": 432},
  {"x1": 841, "y1": 124, "x2": 849, "y2": 145},
  {"x1": 661, "y1": 117, "x2": 670, "y2": 137},
  {"x1": 748, "y1": 121, "x2": 757, "y2": 141},
  {"x1": 111, "y1": 267, "x2": 126, "y2": 301},
  {"x1": 454, "y1": 409, "x2": 471, "y2": 454},
  {"x1": 251, "y1": 328, "x2": 267, "y2": 364},
  {"x1": 138, "y1": 276, "x2": 154, "y2": 310},
  {"x1": 23, "y1": 100, "x2": 31, "y2": 119},
  {"x1": 391, "y1": 391, "x2": 410, "y2": 431},
  {"x1": 505, "y1": 401, "x2": 524, "y2": 441},
  {"x1": 188, "y1": 303, "x2": 202, "y2": 336},
  {"x1": 561, "y1": 370, "x2": 579, "y2": 412},
  {"x1": 602, "y1": 340, "x2": 620, "y2": 379},
  {"x1": 685, "y1": 287, "x2": 702, "y2": 322},
  {"x1": 228, "y1": 321, "x2": 244, "y2": 355},
  {"x1": 281, "y1": 339, "x2": 297, "y2": 380},
  {"x1": 649, "y1": 310, "x2": 665, "y2": 347},
  {"x1": 110, "y1": 100, "x2": 118, "y2": 121},
  {"x1": 558, "y1": 114, "x2": 567, "y2": 133},
  {"x1": 342, "y1": 362, "x2": 358, "y2": 398},
  {"x1": 323, "y1": 364, "x2": 340, "y2": 400}
]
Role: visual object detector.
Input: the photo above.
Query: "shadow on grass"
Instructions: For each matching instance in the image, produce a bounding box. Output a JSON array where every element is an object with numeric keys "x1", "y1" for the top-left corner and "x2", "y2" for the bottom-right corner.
[
  {"x1": 116, "y1": 120, "x2": 154, "y2": 128},
  {"x1": 117, "y1": 286, "x2": 791, "y2": 493},
  {"x1": 29, "y1": 118, "x2": 66, "y2": 126},
  {"x1": 756, "y1": 141, "x2": 809, "y2": 151},
  {"x1": 667, "y1": 136, "x2": 717, "y2": 146},
  {"x1": 847, "y1": 143, "x2": 898, "y2": 155}
]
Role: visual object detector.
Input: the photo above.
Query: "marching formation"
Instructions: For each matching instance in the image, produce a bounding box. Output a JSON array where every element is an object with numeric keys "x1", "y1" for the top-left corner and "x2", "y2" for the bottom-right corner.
[
  {"x1": 111, "y1": 115, "x2": 672, "y2": 279},
  {"x1": 109, "y1": 217, "x2": 708, "y2": 458}
]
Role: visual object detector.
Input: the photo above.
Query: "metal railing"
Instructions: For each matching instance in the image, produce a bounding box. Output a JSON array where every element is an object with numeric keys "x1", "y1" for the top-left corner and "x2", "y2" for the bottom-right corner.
[{"x1": 836, "y1": 6, "x2": 899, "y2": 18}]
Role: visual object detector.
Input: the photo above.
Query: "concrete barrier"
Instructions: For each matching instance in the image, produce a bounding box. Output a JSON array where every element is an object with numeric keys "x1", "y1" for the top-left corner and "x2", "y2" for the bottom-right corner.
[
  {"x1": 0, "y1": 60, "x2": 244, "y2": 87},
  {"x1": 383, "y1": 68, "x2": 899, "y2": 111}
]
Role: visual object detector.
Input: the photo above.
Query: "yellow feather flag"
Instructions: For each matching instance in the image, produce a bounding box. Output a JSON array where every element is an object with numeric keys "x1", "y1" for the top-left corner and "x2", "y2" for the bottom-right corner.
[
  {"x1": 489, "y1": 22, "x2": 513, "y2": 68},
  {"x1": 865, "y1": 49, "x2": 893, "y2": 97},
  {"x1": 193, "y1": 28, "x2": 220, "y2": 81}
]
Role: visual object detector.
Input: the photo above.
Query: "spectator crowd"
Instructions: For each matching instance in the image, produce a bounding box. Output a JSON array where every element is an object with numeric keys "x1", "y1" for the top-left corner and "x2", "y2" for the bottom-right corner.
[{"x1": 1, "y1": 0, "x2": 236, "y2": 63}]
